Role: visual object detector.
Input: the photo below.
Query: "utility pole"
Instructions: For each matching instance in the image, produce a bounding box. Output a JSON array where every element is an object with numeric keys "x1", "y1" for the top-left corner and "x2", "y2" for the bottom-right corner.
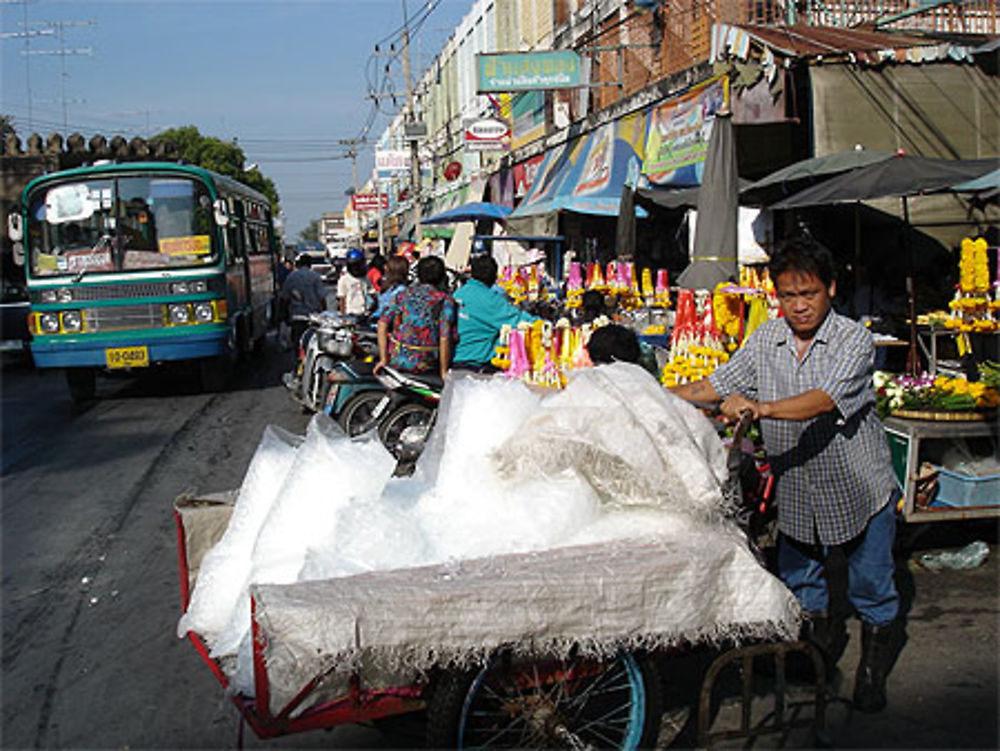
[
  {"x1": 337, "y1": 137, "x2": 364, "y2": 194},
  {"x1": 0, "y1": 0, "x2": 47, "y2": 131},
  {"x1": 401, "y1": 0, "x2": 421, "y2": 243},
  {"x1": 19, "y1": 18, "x2": 93, "y2": 132}
]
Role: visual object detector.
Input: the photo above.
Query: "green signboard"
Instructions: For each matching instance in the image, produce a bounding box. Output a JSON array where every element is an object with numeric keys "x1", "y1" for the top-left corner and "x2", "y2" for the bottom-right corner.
[{"x1": 477, "y1": 51, "x2": 581, "y2": 93}]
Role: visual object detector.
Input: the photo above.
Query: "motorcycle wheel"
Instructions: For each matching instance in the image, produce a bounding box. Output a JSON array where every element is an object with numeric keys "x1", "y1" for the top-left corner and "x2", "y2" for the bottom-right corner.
[
  {"x1": 426, "y1": 650, "x2": 662, "y2": 750},
  {"x1": 377, "y1": 402, "x2": 434, "y2": 460},
  {"x1": 336, "y1": 390, "x2": 386, "y2": 437}
]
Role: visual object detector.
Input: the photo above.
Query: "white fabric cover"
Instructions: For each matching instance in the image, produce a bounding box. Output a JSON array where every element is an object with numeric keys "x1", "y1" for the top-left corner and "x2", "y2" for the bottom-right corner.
[{"x1": 253, "y1": 533, "x2": 798, "y2": 717}]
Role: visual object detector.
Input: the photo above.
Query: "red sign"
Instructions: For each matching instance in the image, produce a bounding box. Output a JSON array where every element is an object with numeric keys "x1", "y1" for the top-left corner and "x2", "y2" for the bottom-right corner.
[
  {"x1": 351, "y1": 193, "x2": 388, "y2": 212},
  {"x1": 443, "y1": 161, "x2": 462, "y2": 181},
  {"x1": 513, "y1": 154, "x2": 545, "y2": 197}
]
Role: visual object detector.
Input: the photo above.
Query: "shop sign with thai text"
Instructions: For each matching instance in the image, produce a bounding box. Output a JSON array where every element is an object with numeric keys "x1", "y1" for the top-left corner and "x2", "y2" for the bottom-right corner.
[
  {"x1": 375, "y1": 149, "x2": 410, "y2": 178},
  {"x1": 351, "y1": 193, "x2": 388, "y2": 212},
  {"x1": 477, "y1": 50, "x2": 581, "y2": 92}
]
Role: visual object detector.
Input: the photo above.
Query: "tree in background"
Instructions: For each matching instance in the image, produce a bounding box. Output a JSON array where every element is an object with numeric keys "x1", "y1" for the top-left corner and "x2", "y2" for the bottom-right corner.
[
  {"x1": 155, "y1": 125, "x2": 280, "y2": 210},
  {"x1": 299, "y1": 219, "x2": 320, "y2": 243},
  {"x1": 1, "y1": 114, "x2": 15, "y2": 140}
]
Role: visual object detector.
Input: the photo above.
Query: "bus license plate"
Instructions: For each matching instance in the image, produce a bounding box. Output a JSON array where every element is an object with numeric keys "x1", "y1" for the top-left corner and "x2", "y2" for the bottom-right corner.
[{"x1": 105, "y1": 346, "x2": 149, "y2": 369}]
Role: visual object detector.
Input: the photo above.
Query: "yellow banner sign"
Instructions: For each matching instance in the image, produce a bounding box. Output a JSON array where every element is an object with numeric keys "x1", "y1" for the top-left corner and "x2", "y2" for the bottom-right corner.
[{"x1": 159, "y1": 235, "x2": 211, "y2": 256}]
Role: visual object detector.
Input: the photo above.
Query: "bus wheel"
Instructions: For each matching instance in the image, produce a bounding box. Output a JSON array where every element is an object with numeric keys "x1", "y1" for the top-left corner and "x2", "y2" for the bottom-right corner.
[
  {"x1": 198, "y1": 356, "x2": 230, "y2": 393},
  {"x1": 66, "y1": 368, "x2": 96, "y2": 403}
]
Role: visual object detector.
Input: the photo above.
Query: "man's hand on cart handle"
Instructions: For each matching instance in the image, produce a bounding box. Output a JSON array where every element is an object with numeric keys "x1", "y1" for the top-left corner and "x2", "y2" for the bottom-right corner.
[{"x1": 720, "y1": 393, "x2": 761, "y2": 422}]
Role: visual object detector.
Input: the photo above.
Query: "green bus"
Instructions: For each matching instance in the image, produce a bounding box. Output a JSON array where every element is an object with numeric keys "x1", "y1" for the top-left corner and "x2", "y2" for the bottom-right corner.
[{"x1": 8, "y1": 162, "x2": 278, "y2": 400}]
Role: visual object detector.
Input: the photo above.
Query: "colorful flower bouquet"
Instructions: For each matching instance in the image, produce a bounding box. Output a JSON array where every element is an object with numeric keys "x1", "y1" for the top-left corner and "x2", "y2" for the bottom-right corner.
[{"x1": 874, "y1": 371, "x2": 999, "y2": 420}]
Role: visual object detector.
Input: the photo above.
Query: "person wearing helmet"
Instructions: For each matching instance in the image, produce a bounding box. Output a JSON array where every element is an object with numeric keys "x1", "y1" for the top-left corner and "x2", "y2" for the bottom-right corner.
[{"x1": 338, "y1": 249, "x2": 371, "y2": 315}]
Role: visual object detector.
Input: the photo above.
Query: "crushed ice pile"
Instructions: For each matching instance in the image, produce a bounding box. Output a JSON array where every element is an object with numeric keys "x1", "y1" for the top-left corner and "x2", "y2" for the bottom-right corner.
[{"x1": 178, "y1": 362, "x2": 797, "y2": 697}]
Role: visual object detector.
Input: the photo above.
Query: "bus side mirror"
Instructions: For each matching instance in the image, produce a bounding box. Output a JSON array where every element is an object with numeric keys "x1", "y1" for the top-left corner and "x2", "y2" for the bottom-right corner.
[
  {"x1": 213, "y1": 199, "x2": 229, "y2": 228},
  {"x1": 7, "y1": 212, "x2": 23, "y2": 242}
]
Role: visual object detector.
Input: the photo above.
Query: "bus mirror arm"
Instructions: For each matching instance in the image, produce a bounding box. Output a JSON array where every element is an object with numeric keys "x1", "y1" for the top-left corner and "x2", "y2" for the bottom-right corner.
[
  {"x1": 213, "y1": 199, "x2": 229, "y2": 228},
  {"x1": 7, "y1": 211, "x2": 23, "y2": 242}
]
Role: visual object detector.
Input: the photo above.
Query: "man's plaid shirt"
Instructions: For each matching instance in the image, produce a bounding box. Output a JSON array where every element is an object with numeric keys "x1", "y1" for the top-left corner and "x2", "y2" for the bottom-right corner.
[{"x1": 710, "y1": 311, "x2": 897, "y2": 545}]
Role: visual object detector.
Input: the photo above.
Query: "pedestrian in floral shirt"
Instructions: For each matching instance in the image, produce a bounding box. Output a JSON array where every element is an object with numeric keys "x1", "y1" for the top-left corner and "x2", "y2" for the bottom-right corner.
[{"x1": 376, "y1": 255, "x2": 456, "y2": 380}]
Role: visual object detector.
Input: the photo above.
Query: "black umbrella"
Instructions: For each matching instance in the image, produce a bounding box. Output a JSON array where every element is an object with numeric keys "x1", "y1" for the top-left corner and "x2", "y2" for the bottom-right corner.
[
  {"x1": 678, "y1": 110, "x2": 738, "y2": 289},
  {"x1": 771, "y1": 153, "x2": 996, "y2": 376},
  {"x1": 769, "y1": 154, "x2": 997, "y2": 209},
  {"x1": 741, "y1": 149, "x2": 895, "y2": 206},
  {"x1": 614, "y1": 184, "x2": 636, "y2": 256}
]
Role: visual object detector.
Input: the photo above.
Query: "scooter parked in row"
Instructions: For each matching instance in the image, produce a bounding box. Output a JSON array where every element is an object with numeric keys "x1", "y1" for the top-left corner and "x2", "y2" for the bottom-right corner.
[
  {"x1": 337, "y1": 365, "x2": 443, "y2": 464},
  {"x1": 282, "y1": 312, "x2": 379, "y2": 415}
]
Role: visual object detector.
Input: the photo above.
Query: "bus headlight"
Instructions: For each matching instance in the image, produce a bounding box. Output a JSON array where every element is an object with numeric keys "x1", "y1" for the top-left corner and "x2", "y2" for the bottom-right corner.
[
  {"x1": 57, "y1": 288, "x2": 73, "y2": 303},
  {"x1": 192, "y1": 301, "x2": 214, "y2": 323},
  {"x1": 168, "y1": 303, "x2": 190, "y2": 324},
  {"x1": 171, "y1": 281, "x2": 189, "y2": 294},
  {"x1": 40, "y1": 289, "x2": 58, "y2": 303},
  {"x1": 61, "y1": 310, "x2": 83, "y2": 332},
  {"x1": 40, "y1": 312, "x2": 60, "y2": 333},
  {"x1": 189, "y1": 280, "x2": 207, "y2": 293}
]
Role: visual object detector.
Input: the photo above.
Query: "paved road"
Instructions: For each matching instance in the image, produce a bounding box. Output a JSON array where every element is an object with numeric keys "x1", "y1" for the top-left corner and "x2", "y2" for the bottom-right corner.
[
  {"x1": 2, "y1": 344, "x2": 997, "y2": 749},
  {"x1": 1, "y1": 343, "x2": 384, "y2": 748}
]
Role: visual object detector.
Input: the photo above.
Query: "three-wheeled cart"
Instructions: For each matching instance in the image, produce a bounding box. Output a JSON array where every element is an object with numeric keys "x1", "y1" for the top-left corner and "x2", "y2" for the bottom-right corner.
[{"x1": 175, "y1": 496, "x2": 829, "y2": 749}]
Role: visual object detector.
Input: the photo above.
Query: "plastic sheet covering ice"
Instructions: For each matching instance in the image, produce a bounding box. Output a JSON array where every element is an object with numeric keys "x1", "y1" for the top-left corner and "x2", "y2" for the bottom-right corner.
[
  {"x1": 494, "y1": 364, "x2": 730, "y2": 516},
  {"x1": 177, "y1": 426, "x2": 301, "y2": 642},
  {"x1": 179, "y1": 364, "x2": 800, "y2": 716},
  {"x1": 209, "y1": 414, "x2": 396, "y2": 658}
]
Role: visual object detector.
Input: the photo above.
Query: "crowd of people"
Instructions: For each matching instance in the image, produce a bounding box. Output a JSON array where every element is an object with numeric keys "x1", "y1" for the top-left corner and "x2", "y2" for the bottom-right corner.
[{"x1": 277, "y1": 247, "x2": 632, "y2": 378}]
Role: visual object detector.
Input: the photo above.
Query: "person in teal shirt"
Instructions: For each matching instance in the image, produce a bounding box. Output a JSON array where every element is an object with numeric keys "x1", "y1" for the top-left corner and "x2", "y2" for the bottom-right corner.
[{"x1": 453, "y1": 254, "x2": 536, "y2": 370}]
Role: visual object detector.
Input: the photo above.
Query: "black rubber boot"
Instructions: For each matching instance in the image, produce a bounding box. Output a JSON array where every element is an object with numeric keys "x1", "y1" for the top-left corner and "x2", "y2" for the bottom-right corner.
[{"x1": 853, "y1": 622, "x2": 892, "y2": 712}]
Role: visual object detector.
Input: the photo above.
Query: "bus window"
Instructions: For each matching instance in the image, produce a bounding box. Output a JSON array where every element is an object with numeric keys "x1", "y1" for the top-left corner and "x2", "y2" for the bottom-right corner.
[{"x1": 27, "y1": 176, "x2": 217, "y2": 277}]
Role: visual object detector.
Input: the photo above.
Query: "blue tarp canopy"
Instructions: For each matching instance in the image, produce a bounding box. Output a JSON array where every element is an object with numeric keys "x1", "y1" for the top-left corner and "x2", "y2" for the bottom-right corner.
[
  {"x1": 511, "y1": 118, "x2": 647, "y2": 219},
  {"x1": 949, "y1": 168, "x2": 1000, "y2": 198},
  {"x1": 422, "y1": 201, "x2": 511, "y2": 225}
]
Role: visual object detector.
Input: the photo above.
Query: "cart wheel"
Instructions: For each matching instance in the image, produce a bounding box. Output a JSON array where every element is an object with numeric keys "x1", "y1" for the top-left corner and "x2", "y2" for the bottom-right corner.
[
  {"x1": 426, "y1": 650, "x2": 662, "y2": 750},
  {"x1": 66, "y1": 367, "x2": 96, "y2": 403},
  {"x1": 337, "y1": 390, "x2": 385, "y2": 436},
  {"x1": 378, "y1": 402, "x2": 433, "y2": 460}
]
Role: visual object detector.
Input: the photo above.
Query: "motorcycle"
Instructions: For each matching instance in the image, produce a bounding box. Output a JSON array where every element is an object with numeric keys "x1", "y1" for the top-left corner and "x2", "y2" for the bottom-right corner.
[
  {"x1": 282, "y1": 312, "x2": 378, "y2": 414},
  {"x1": 340, "y1": 365, "x2": 443, "y2": 464}
]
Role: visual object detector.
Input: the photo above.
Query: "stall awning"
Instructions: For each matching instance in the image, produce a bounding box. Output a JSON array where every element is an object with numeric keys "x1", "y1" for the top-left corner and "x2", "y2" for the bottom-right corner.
[{"x1": 511, "y1": 113, "x2": 647, "y2": 218}]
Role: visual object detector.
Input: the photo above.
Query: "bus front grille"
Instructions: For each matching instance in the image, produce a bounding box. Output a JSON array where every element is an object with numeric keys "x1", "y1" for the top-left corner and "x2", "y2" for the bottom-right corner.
[{"x1": 84, "y1": 304, "x2": 164, "y2": 332}]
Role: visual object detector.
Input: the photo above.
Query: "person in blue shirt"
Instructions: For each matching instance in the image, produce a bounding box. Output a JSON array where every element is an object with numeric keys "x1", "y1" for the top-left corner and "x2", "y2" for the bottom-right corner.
[
  {"x1": 373, "y1": 255, "x2": 409, "y2": 319},
  {"x1": 453, "y1": 254, "x2": 536, "y2": 371}
]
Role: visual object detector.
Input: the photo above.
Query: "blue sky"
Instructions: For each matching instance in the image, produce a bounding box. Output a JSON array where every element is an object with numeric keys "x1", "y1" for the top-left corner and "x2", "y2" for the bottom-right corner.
[{"x1": 1, "y1": 0, "x2": 472, "y2": 238}]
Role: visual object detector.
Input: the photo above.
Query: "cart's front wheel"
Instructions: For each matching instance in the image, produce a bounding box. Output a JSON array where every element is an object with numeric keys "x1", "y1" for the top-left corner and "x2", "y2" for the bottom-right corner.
[{"x1": 427, "y1": 650, "x2": 661, "y2": 750}]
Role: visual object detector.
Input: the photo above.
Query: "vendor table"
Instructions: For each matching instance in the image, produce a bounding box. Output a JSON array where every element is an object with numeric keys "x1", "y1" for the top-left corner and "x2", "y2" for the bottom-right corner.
[
  {"x1": 916, "y1": 328, "x2": 999, "y2": 376},
  {"x1": 884, "y1": 416, "x2": 1000, "y2": 523}
]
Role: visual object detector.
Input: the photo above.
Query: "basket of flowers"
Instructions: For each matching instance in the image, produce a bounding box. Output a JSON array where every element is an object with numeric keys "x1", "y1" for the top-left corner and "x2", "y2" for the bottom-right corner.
[{"x1": 874, "y1": 369, "x2": 999, "y2": 421}]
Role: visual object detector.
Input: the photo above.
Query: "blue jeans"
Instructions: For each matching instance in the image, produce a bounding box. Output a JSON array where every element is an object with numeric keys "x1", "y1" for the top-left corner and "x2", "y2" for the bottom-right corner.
[{"x1": 778, "y1": 496, "x2": 900, "y2": 627}]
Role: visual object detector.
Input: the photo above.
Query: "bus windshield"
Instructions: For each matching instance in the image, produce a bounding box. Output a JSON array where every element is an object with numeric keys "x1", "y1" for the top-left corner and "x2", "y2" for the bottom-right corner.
[{"x1": 27, "y1": 176, "x2": 218, "y2": 278}]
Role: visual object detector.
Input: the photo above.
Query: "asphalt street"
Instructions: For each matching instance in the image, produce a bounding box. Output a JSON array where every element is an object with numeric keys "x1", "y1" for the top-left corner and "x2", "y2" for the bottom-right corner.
[{"x1": 1, "y1": 341, "x2": 997, "y2": 749}]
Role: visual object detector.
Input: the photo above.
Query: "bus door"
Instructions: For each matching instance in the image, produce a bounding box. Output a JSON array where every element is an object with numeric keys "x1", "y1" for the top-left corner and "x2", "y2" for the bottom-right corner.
[{"x1": 224, "y1": 197, "x2": 250, "y2": 347}]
